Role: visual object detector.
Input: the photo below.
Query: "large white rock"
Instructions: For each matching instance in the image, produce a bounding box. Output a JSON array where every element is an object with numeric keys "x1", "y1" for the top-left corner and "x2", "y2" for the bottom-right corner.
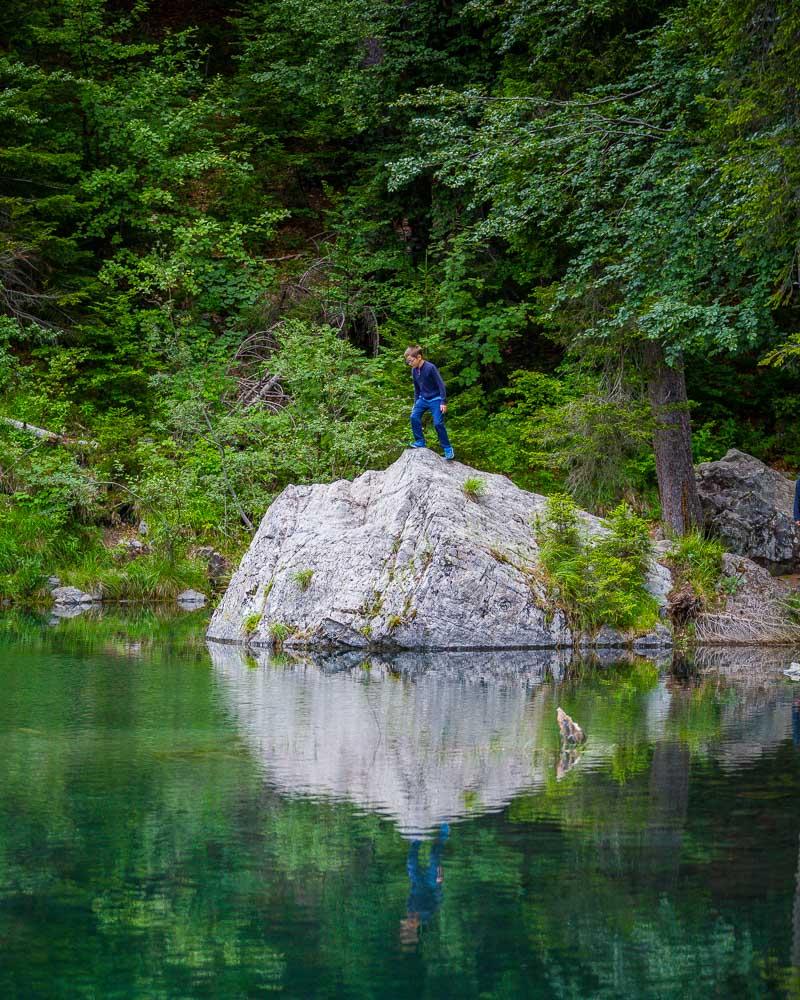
[{"x1": 208, "y1": 450, "x2": 671, "y2": 650}]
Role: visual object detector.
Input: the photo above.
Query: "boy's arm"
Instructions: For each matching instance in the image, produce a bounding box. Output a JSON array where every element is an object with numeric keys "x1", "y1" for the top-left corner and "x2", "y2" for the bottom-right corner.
[
  {"x1": 432, "y1": 364, "x2": 447, "y2": 401},
  {"x1": 795, "y1": 478, "x2": 800, "y2": 522},
  {"x1": 413, "y1": 370, "x2": 420, "y2": 400}
]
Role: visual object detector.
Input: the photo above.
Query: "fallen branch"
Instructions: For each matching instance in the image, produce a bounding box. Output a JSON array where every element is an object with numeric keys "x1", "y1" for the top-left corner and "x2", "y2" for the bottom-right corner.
[
  {"x1": 2, "y1": 417, "x2": 60, "y2": 440},
  {"x1": 1, "y1": 417, "x2": 96, "y2": 448}
]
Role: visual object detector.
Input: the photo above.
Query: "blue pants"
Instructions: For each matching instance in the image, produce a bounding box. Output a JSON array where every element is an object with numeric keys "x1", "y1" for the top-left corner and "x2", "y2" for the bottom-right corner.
[{"x1": 411, "y1": 396, "x2": 452, "y2": 450}]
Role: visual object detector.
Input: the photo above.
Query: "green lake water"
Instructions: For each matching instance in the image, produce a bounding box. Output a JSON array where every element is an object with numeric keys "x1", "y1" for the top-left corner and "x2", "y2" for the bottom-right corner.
[{"x1": 2, "y1": 610, "x2": 800, "y2": 999}]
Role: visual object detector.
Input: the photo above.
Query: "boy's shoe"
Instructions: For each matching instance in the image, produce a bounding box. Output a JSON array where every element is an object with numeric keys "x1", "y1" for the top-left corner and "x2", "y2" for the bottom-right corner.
[
  {"x1": 407, "y1": 441, "x2": 427, "y2": 449},
  {"x1": 444, "y1": 447, "x2": 455, "y2": 460}
]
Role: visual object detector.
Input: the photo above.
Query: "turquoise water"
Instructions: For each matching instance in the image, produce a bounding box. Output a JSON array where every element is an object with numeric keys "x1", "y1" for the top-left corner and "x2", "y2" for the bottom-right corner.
[{"x1": 1, "y1": 611, "x2": 800, "y2": 998}]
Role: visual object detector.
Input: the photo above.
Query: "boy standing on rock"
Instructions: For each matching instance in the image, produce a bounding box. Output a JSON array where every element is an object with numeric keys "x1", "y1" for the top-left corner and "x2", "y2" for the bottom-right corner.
[{"x1": 404, "y1": 345, "x2": 455, "y2": 460}]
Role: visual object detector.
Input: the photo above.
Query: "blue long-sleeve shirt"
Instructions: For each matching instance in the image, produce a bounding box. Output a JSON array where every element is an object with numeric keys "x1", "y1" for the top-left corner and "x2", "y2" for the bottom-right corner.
[
  {"x1": 412, "y1": 361, "x2": 447, "y2": 402},
  {"x1": 794, "y1": 478, "x2": 800, "y2": 521}
]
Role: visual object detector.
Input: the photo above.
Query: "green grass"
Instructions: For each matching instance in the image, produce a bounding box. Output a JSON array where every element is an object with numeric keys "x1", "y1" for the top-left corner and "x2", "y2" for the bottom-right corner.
[
  {"x1": 268, "y1": 621, "x2": 292, "y2": 649},
  {"x1": 243, "y1": 612, "x2": 261, "y2": 635},
  {"x1": 359, "y1": 590, "x2": 384, "y2": 619},
  {"x1": 0, "y1": 504, "x2": 211, "y2": 605},
  {"x1": 462, "y1": 476, "x2": 487, "y2": 501},
  {"x1": 667, "y1": 532, "x2": 725, "y2": 605},
  {"x1": 293, "y1": 569, "x2": 314, "y2": 591},
  {"x1": 65, "y1": 554, "x2": 209, "y2": 602}
]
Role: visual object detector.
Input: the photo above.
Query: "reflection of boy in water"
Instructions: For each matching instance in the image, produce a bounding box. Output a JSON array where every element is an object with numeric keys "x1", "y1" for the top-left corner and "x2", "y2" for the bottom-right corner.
[{"x1": 399, "y1": 824, "x2": 449, "y2": 947}]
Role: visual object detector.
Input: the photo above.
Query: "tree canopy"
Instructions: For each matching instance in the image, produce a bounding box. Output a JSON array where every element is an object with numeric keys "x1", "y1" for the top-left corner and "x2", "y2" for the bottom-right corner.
[{"x1": 1, "y1": 0, "x2": 799, "y2": 592}]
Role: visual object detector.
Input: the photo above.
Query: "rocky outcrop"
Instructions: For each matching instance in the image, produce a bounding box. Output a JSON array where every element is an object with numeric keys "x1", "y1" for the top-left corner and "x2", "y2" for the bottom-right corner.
[
  {"x1": 696, "y1": 449, "x2": 799, "y2": 574},
  {"x1": 208, "y1": 450, "x2": 671, "y2": 651}
]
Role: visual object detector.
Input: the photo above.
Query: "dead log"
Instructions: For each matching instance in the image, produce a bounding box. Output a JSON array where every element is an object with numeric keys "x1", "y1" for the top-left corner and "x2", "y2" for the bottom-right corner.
[
  {"x1": 557, "y1": 707, "x2": 586, "y2": 745},
  {"x1": 1, "y1": 417, "x2": 96, "y2": 448}
]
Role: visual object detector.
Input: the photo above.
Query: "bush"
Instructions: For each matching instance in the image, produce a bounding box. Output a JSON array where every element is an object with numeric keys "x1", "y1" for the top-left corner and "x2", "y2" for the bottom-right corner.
[{"x1": 535, "y1": 494, "x2": 659, "y2": 635}]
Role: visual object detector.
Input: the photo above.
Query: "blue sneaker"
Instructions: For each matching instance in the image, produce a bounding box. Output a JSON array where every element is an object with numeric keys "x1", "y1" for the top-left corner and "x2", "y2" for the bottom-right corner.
[
  {"x1": 444, "y1": 447, "x2": 455, "y2": 460},
  {"x1": 408, "y1": 441, "x2": 426, "y2": 449}
]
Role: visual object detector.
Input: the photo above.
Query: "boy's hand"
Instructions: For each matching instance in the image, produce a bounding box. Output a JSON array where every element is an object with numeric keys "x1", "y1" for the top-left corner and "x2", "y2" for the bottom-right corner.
[{"x1": 440, "y1": 403, "x2": 447, "y2": 414}]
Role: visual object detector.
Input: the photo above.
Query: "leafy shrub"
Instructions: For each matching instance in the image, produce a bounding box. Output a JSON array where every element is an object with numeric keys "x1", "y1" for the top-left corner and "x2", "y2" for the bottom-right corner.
[{"x1": 535, "y1": 494, "x2": 658, "y2": 635}]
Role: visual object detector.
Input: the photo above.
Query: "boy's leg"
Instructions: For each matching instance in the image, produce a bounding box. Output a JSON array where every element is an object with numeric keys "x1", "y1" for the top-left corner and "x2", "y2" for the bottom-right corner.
[
  {"x1": 410, "y1": 398, "x2": 427, "y2": 446},
  {"x1": 430, "y1": 399, "x2": 453, "y2": 451}
]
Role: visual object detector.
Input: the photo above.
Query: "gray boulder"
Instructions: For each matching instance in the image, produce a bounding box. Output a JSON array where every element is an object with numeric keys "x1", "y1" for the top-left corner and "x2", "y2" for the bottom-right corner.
[
  {"x1": 208, "y1": 450, "x2": 671, "y2": 651},
  {"x1": 695, "y1": 448, "x2": 799, "y2": 574},
  {"x1": 194, "y1": 546, "x2": 229, "y2": 581}
]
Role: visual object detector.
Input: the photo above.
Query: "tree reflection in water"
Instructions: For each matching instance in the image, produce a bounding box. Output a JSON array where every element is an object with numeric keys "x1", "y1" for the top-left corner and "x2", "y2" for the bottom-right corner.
[{"x1": 2, "y1": 623, "x2": 800, "y2": 998}]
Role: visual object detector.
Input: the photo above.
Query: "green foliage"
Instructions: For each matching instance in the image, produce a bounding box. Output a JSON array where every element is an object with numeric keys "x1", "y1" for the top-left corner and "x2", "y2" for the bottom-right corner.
[
  {"x1": 243, "y1": 612, "x2": 261, "y2": 635},
  {"x1": 461, "y1": 476, "x2": 487, "y2": 501},
  {"x1": 535, "y1": 494, "x2": 658, "y2": 635},
  {"x1": 667, "y1": 533, "x2": 725, "y2": 606},
  {"x1": 65, "y1": 553, "x2": 208, "y2": 602},
  {"x1": 360, "y1": 590, "x2": 384, "y2": 619},
  {"x1": 268, "y1": 621, "x2": 291, "y2": 648},
  {"x1": 293, "y1": 569, "x2": 314, "y2": 591},
  {"x1": 2, "y1": 0, "x2": 800, "y2": 569}
]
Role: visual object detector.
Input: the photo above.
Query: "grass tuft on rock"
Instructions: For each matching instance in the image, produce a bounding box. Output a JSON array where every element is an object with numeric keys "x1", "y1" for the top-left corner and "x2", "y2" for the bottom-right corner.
[
  {"x1": 243, "y1": 612, "x2": 261, "y2": 635},
  {"x1": 268, "y1": 621, "x2": 292, "y2": 650},
  {"x1": 293, "y1": 569, "x2": 314, "y2": 591},
  {"x1": 666, "y1": 532, "x2": 725, "y2": 606},
  {"x1": 462, "y1": 477, "x2": 487, "y2": 502}
]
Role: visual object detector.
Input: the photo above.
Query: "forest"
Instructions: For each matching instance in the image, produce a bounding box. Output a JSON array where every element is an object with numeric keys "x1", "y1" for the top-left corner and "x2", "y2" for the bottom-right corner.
[{"x1": 1, "y1": 0, "x2": 799, "y2": 599}]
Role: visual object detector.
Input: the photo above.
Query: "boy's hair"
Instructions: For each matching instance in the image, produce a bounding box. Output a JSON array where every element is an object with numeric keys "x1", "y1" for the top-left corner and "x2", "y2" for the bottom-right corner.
[{"x1": 404, "y1": 345, "x2": 423, "y2": 359}]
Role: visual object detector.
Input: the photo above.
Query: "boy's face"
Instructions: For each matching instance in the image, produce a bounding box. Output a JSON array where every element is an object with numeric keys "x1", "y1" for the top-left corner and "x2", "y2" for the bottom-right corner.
[{"x1": 405, "y1": 355, "x2": 425, "y2": 369}]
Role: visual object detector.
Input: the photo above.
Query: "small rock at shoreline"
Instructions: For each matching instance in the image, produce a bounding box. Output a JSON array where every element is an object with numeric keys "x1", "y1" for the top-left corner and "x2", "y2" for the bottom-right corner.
[
  {"x1": 51, "y1": 586, "x2": 100, "y2": 606},
  {"x1": 177, "y1": 589, "x2": 207, "y2": 608}
]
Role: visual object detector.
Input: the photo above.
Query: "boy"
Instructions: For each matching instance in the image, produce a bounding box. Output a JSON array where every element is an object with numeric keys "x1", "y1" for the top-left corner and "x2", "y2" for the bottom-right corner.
[{"x1": 404, "y1": 345, "x2": 454, "y2": 460}]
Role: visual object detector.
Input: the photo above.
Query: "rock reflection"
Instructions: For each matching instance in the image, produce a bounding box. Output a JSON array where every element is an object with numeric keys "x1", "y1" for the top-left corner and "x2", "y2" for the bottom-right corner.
[
  {"x1": 690, "y1": 646, "x2": 800, "y2": 768},
  {"x1": 208, "y1": 644, "x2": 565, "y2": 835},
  {"x1": 209, "y1": 642, "x2": 800, "y2": 838}
]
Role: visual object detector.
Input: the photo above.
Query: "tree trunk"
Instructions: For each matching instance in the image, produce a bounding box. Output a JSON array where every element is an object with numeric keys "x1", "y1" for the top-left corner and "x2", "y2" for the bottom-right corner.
[{"x1": 644, "y1": 342, "x2": 703, "y2": 535}]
